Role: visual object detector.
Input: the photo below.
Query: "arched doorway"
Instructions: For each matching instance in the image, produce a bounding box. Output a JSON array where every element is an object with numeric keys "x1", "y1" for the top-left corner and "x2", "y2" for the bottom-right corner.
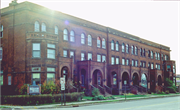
[
  {"x1": 61, "y1": 66, "x2": 69, "y2": 82},
  {"x1": 92, "y1": 70, "x2": 103, "y2": 87},
  {"x1": 158, "y1": 75, "x2": 162, "y2": 86},
  {"x1": 122, "y1": 72, "x2": 129, "y2": 86},
  {"x1": 141, "y1": 73, "x2": 147, "y2": 89},
  {"x1": 132, "y1": 73, "x2": 139, "y2": 86},
  {"x1": 81, "y1": 69, "x2": 86, "y2": 87}
]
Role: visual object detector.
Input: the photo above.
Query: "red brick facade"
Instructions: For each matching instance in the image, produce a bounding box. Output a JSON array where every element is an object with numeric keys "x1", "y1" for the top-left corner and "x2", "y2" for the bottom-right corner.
[{"x1": 0, "y1": 1, "x2": 176, "y2": 95}]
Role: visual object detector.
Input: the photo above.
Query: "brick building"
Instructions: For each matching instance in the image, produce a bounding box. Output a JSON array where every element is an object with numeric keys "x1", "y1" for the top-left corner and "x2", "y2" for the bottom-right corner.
[{"x1": 0, "y1": 1, "x2": 176, "y2": 95}]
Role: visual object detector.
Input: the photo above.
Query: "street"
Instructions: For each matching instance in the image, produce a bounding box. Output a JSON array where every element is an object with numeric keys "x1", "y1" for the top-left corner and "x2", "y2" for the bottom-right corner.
[{"x1": 27, "y1": 96, "x2": 180, "y2": 110}]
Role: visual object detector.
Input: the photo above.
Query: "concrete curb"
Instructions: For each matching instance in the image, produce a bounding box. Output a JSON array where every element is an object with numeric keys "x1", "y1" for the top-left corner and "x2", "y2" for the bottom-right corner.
[{"x1": 1, "y1": 94, "x2": 180, "y2": 109}]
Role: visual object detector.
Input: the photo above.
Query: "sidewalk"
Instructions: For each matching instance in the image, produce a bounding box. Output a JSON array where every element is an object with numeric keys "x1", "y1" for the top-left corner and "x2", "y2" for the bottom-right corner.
[{"x1": 1, "y1": 93, "x2": 180, "y2": 109}]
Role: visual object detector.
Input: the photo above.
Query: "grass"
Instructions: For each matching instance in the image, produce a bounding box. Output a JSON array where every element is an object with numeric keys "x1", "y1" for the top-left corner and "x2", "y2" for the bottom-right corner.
[{"x1": 83, "y1": 96, "x2": 93, "y2": 100}]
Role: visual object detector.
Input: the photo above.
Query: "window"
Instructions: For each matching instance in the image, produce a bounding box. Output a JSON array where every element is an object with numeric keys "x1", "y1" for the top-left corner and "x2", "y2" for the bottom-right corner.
[
  {"x1": 156, "y1": 64, "x2": 160, "y2": 70},
  {"x1": 32, "y1": 67, "x2": 41, "y2": 72},
  {"x1": 97, "y1": 54, "x2": 101, "y2": 62},
  {"x1": 116, "y1": 57, "x2": 119, "y2": 64},
  {"x1": 41, "y1": 23, "x2": 46, "y2": 32},
  {"x1": 141, "y1": 61, "x2": 146, "y2": 68},
  {"x1": 173, "y1": 65, "x2": 176, "y2": 73},
  {"x1": 151, "y1": 63, "x2": 154, "y2": 69},
  {"x1": 63, "y1": 50, "x2": 68, "y2": 57},
  {"x1": 161, "y1": 54, "x2": 164, "y2": 61},
  {"x1": 102, "y1": 55, "x2": 106, "y2": 62},
  {"x1": 47, "y1": 67, "x2": 55, "y2": 82},
  {"x1": 34, "y1": 21, "x2": 40, "y2": 32},
  {"x1": 54, "y1": 26, "x2": 58, "y2": 35},
  {"x1": 148, "y1": 50, "x2": 150, "y2": 58},
  {"x1": 135, "y1": 60, "x2": 138, "y2": 67},
  {"x1": 140, "y1": 48, "x2": 142, "y2": 56},
  {"x1": 122, "y1": 58, "x2": 125, "y2": 65},
  {"x1": 97, "y1": 37, "x2": 101, "y2": 48},
  {"x1": 126, "y1": 59, "x2": 129, "y2": 66},
  {"x1": 81, "y1": 53, "x2": 85, "y2": 61},
  {"x1": 102, "y1": 38, "x2": 106, "y2": 49},
  {"x1": 140, "y1": 62, "x2": 142, "y2": 67},
  {"x1": 63, "y1": 29, "x2": 68, "y2": 41},
  {"x1": 143, "y1": 49, "x2": 145, "y2": 56},
  {"x1": 70, "y1": 31, "x2": 75, "y2": 42},
  {"x1": 157, "y1": 53, "x2": 160, "y2": 60},
  {"x1": 1, "y1": 75, "x2": 3, "y2": 85},
  {"x1": 47, "y1": 44, "x2": 55, "y2": 59},
  {"x1": 88, "y1": 35, "x2": 92, "y2": 46},
  {"x1": 0, "y1": 47, "x2": 2, "y2": 60},
  {"x1": 111, "y1": 40, "x2": 114, "y2": 50},
  {"x1": 135, "y1": 46, "x2": 138, "y2": 55},
  {"x1": 131, "y1": 46, "x2": 134, "y2": 54},
  {"x1": 111, "y1": 57, "x2": 115, "y2": 65},
  {"x1": 88, "y1": 53, "x2": 92, "y2": 60},
  {"x1": 148, "y1": 62, "x2": 150, "y2": 68},
  {"x1": 113, "y1": 74, "x2": 117, "y2": 85},
  {"x1": 126, "y1": 44, "x2": 129, "y2": 53},
  {"x1": 116, "y1": 41, "x2": 119, "y2": 51},
  {"x1": 8, "y1": 76, "x2": 11, "y2": 85},
  {"x1": 70, "y1": 51, "x2": 75, "y2": 61},
  {"x1": 0, "y1": 25, "x2": 3, "y2": 38},
  {"x1": 167, "y1": 65, "x2": 171, "y2": 71},
  {"x1": 32, "y1": 73, "x2": 40, "y2": 85},
  {"x1": 165, "y1": 55, "x2": 168, "y2": 61},
  {"x1": 32, "y1": 43, "x2": 40, "y2": 58},
  {"x1": 122, "y1": 43, "x2": 125, "y2": 52},
  {"x1": 81, "y1": 33, "x2": 85, "y2": 44},
  {"x1": 151, "y1": 51, "x2": 153, "y2": 59},
  {"x1": 155, "y1": 52, "x2": 157, "y2": 60},
  {"x1": 132, "y1": 60, "x2": 134, "y2": 66}
]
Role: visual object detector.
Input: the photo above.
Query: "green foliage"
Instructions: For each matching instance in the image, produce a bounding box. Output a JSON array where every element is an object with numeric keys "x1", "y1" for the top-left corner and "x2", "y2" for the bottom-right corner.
[
  {"x1": 1, "y1": 92, "x2": 84, "y2": 105},
  {"x1": 91, "y1": 88, "x2": 100, "y2": 97},
  {"x1": 92, "y1": 95, "x2": 105, "y2": 100},
  {"x1": 19, "y1": 84, "x2": 27, "y2": 95},
  {"x1": 41, "y1": 80, "x2": 61, "y2": 94},
  {"x1": 105, "y1": 96, "x2": 115, "y2": 100},
  {"x1": 165, "y1": 90, "x2": 169, "y2": 94},
  {"x1": 165, "y1": 78, "x2": 177, "y2": 93}
]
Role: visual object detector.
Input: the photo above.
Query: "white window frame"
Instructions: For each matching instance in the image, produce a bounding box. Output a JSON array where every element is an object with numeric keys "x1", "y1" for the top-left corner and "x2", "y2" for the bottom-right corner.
[
  {"x1": 116, "y1": 57, "x2": 119, "y2": 64},
  {"x1": 122, "y1": 58, "x2": 125, "y2": 65},
  {"x1": 97, "y1": 54, "x2": 101, "y2": 62},
  {"x1": 102, "y1": 38, "x2": 106, "y2": 49},
  {"x1": 34, "y1": 21, "x2": 40, "y2": 32},
  {"x1": 63, "y1": 50, "x2": 68, "y2": 57},
  {"x1": 81, "y1": 33, "x2": 85, "y2": 44},
  {"x1": 81, "y1": 53, "x2": 85, "y2": 61},
  {"x1": 63, "y1": 29, "x2": 68, "y2": 41},
  {"x1": 70, "y1": 31, "x2": 75, "y2": 42},
  {"x1": 47, "y1": 67, "x2": 55, "y2": 83},
  {"x1": 32, "y1": 73, "x2": 40, "y2": 85},
  {"x1": 47, "y1": 44, "x2": 55, "y2": 59},
  {"x1": 88, "y1": 53, "x2": 92, "y2": 60},
  {"x1": 41, "y1": 23, "x2": 46, "y2": 32},
  {"x1": 32, "y1": 43, "x2": 41, "y2": 58},
  {"x1": 102, "y1": 55, "x2": 106, "y2": 62},
  {"x1": 88, "y1": 35, "x2": 92, "y2": 46},
  {"x1": 111, "y1": 57, "x2": 115, "y2": 65}
]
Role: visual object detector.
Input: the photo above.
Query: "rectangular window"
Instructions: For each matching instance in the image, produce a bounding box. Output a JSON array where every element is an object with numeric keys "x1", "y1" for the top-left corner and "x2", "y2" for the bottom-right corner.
[
  {"x1": 70, "y1": 51, "x2": 74, "y2": 59},
  {"x1": 88, "y1": 53, "x2": 92, "y2": 60},
  {"x1": 126, "y1": 59, "x2": 129, "y2": 66},
  {"x1": 8, "y1": 76, "x2": 11, "y2": 85},
  {"x1": 167, "y1": 65, "x2": 171, "y2": 71},
  {"x1": 1, "y1": 75, "x2": 3, "y2": 85},
  {"x1": 151, "y1": 63, "x2": 154, "y2": 69},
  {"x1": 173, "y1": 65, "x2": 175, "y2": 73},
  {"x1": 158, "y1": 64, "x2": 160, "y2": 70},
  {"x1": 63, "y1": 50, "x2": 68, "y2": 57},
  {"x1": 111, "y1": 57, "x2": 115, "y2": 65},
  {"x1": 81, "y1": 53, "x2": 85, "y2": 61},
  {"x1": 97, "y1": 54, "x2": 101, "y2": 62},
  {"x1": 156, "y1": 64, "x2": 158, "y2": 69},
  {"x1": 47, "y1": 67, "x2": 55, "y2": 72},
  {"x1": 32, "y1": 43, "x2": 40, "y2": 58},
  {"x1": 116, "y1": 57, "x2": 119, "y2": 64},
  {"x1": 32, "y1": 73, "x2": 40, "y2": 85},
  {"x1": 132, "y1": 60, "x2": 134, "y2": 66},
  {"x1": 47, "y1": 44, "x2": 55, "y2": 59},
  {"x1": 102, "y1": 55, "x2": 106, "y2": 62},
  {"x1": 32, "y1": 67, "x2": 41, "y2": 72},
  {"x1": 0, "y1": 47, "x2": 2, "y2": 60},
  {"x1": 135, "y1": 60, "x2": 138, "y2": 67},
  {"x1": 122, "y1": 58, "x2": 125, "y2": 65},
  {"x1": 143, "y1": 62, "x2": 146, "y2": 68},
  {"x1": 47, "y1": 67, "x2": 55, "y2": 83},
  {"x1": 140, "y1": 62, "x2": 142, "y2": 67},
  {"x1": 0, "y1": 25, "x2": 3, "y2": 38}
]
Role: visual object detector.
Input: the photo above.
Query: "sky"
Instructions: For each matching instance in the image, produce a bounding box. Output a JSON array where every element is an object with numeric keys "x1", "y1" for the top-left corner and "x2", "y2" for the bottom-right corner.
[{"x1": 1, "y1": 0, "x2": 180, "y2": 75}]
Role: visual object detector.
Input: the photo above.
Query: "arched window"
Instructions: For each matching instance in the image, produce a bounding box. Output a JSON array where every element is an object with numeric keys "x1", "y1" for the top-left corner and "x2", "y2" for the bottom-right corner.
[
  {"x1": 88, "y1": 35, "x2": 92, "y2": 46},
  {"x1": 0, "y1": 25, "x2": 3, "y2": 38},
  {"x1": 63, "y1": 29, "x2": 68, "y2": 41},
  {"x1": 151, "y1": 51, "x2": 153, "y2": 59},
  {"x1": 155, "y1": 52, "x2": 157, "y2": 60},
  {"x1": 111, "y1": 40, "x2": 114, "y2": 50},
  {"x1": 122, "y1": 43, "x2": 125, "y2": 52},
  {"x1": 131, "y1": 45, "x2": 134, "y2": 54},
  {"x1": 126, "y1": 44, "x2": 129, "y2": 53},
  {"x1": 135, "y1": 46, "x2": 137, "y2": 55},
  {"x1": 97, "y1": 37, "x2": 101, "y2": 48},
  {"x1": 116, "y1": 41, "x2": 119, "y2": 51},
  {"x1": 34, "y1": 21, "x2": 40, "y2": 32},
  {"x1": 102, "y1": 38, "x2": 106, "y2": 49},
  {"x1": 70, "y1": 31, "x2": 75, "y2": 42},
  {"x1": 54, "y1": 26, "x2": 58, "y2": 35},
  {"x1": 81, "y1": 33, "x2": 85, "y2": 44},
  {"x1": 41, "y1": 23, "x2": 46, "y2": 32},
  {"x1": 140, "y1": 48, "x2": 142, "y2": 56}
]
